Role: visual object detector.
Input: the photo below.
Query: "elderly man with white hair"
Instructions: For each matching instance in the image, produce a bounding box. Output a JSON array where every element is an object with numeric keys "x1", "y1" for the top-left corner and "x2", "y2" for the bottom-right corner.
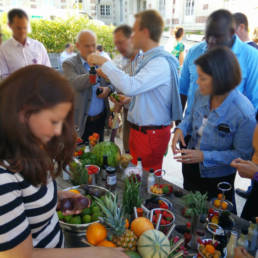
[{"x1": 63, "y1": 30, "x2": 112, "y2": 142}]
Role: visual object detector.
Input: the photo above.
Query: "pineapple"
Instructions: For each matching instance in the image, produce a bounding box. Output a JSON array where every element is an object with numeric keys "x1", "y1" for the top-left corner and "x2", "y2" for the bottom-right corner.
[{"x1": 95, "y1": 194, "x2": 138, "y2": 251}]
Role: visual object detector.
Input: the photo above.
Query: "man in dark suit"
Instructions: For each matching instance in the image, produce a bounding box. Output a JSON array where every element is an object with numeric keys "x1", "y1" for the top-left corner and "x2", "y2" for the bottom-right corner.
[{"x1": 63, "y1": 30, "x2": 112, "y2": 142}]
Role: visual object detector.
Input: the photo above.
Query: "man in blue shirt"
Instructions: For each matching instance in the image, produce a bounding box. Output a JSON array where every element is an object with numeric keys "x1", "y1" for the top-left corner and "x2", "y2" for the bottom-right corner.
[
  {"x1": 63, "y1": 30, "x2": 112, "y2": 142},
  {"x1": 180, "y1": 9, "x2": 258, "y2": 116}
]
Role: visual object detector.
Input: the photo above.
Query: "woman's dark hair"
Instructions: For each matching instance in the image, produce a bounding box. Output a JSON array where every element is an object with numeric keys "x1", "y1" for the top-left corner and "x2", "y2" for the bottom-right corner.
[
  {"x1": 194, "y1": 46, "x2": 241, "y2": 95},
  {"x1": 0, "y1": 65, "x2": 76, "y2": 186},
  {"x1": 175, "y1": 27, "x2": 184, "y2": 39}
]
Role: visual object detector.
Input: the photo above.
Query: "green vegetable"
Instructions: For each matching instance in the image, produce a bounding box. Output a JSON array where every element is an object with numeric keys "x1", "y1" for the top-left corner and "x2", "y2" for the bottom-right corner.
[
  {"x1": 57, "y1": 211, "x2": 64, "y2": 220},
  {"x1": 162, "y1": 185, "x2": 169, "y2": 194},
  {"x1": 80, "y1": 152, "x2": 98, "y2": 166},
  {"x1": 81, "y1": 207, "x2": 91, "y2": 216},
  {"x1": 69, "y1": 161, "x2": 88, "y2": 185},
  {"x1": 63, "y1": 215, "x2": 73, "y2": 223},
  {"x1": 92, "y1": 141, "x2": 121, "y2": 167}
]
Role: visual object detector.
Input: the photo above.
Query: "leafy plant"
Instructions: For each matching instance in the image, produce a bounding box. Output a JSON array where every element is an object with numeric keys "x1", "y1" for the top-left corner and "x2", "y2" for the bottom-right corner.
[
  {"x1": 69, "y1": 160, "x2": 88, "y2": 185},
  {"x1": 183, "y1": 191, "x2": 208, "y2": 217},
  {"x1": 123, "y1": 175, "x2": 142, "y2": 219},
  {"x1": 0, "y1": 13, "x2": 115, "y2": 54}
]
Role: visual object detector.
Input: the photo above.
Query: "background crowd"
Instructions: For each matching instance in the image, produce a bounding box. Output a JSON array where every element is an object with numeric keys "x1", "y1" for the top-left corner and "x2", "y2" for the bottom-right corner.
[{"x1": 0, "y1": 7, "x2": 257, "y2": 258}]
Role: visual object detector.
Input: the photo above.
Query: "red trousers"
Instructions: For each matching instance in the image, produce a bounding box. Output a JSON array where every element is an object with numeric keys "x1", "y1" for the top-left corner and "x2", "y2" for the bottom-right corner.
[{"x1": 129, "y1": 126, "x2": 171, "y2": 171}]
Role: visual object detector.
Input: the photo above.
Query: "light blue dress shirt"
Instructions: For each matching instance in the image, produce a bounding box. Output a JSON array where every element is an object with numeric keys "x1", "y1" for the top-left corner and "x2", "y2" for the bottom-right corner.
[
  {"x1": 102, "y1": 46, "x2": 181, "y2": 126},
  {"x1": 177, "y1": 89, "x2": 256, "y2": 178},
  {"x1": 180, "y1": 35, "x2": 258, "y2": 115},
  {"x1": 81, "y1": 58, "x2": 105, "y2": 116}
]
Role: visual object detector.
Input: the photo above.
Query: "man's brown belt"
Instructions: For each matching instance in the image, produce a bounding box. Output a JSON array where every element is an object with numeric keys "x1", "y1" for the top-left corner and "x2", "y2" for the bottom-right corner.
[
  {"x1": 128, "y1": 121, "x2": 167, "y2": 134},
  {"x1": 87, "y1": 111, "x2": 105, "y2": 122}
]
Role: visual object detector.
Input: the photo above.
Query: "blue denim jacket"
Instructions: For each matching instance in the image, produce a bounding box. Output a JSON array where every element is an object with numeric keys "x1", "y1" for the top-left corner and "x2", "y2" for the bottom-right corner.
[{"x1": 178, "y1": 89, "x2": 256, "y2": 178}]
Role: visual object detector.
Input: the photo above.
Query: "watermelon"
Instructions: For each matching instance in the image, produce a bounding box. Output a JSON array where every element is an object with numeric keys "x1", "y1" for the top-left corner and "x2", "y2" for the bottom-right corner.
[
  {"x1": 137, "y1": 229, "x2": 170, "y2": 258},
  {"x1": 91, "y1": 141, "x2": 121, "y2": 167},
  {"x1": 125, "y1": 251, "x2": 142, "y2": 258}
]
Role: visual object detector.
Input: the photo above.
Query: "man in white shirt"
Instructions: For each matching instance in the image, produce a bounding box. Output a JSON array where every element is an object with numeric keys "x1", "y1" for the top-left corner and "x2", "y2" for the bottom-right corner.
[
  {"x1": 60, "y1": 43, "x2": 76, "y2": 64},
  {"x1": 88, "y1": 10, "x2": 182, "y2": 171},
  {"x1": 0, "y1": 9, "x2": 51, "y2": 78},
  {"x1": 96, "y1": 45, "x2": 111, "y2": 60}
]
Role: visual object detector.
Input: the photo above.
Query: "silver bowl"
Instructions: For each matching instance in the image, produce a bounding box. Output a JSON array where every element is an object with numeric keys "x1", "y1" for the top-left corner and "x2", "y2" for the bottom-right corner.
[{"x1": 58, "y1": 185, "x2": 112, "y2": 233}]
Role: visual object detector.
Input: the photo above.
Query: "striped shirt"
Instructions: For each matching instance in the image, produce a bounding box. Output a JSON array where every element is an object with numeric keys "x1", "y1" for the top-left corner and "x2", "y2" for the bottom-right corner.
[{"x1": 0, "y1": 166, "x2": 63, "y2": 251}]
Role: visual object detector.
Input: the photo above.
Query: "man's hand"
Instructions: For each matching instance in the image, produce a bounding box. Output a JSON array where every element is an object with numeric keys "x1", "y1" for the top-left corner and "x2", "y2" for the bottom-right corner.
[
  {"x1": 96, "y1": 68, "x2": 109, "y2": 81},
  {"x1": 97, "y1": 86, "x2": 111, "y2": 99},
  {"x1": 174, "y1": 149, "x2": 204, "y2": 164},
  {"x1": 234, "y1": 247, "x2": 254, "y2": 258},
  {"x1": 87, "y1": 53, "x2": 108, "y2": 66},
  {"x1": 110, "y1": 94, "x2": 131, "y2": 105},
  {"x1": 231, "y1": 158, "x2": 258, "y2": 179}
]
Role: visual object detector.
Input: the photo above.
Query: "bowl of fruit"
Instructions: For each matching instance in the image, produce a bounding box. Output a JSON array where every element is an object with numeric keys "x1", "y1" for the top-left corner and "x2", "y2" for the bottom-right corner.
[
  {"x1": 149, "y1": 183, "x2": 173, "y2": 196},
  {"x1": 57, "y1": 185, "x2": 111, "y2": 233},
  {"x1": 211, "y1": 193, "x2": 233, "y2": 212},
  {"x1": 150, "y1": 208, "x2": 175, "y2": 233},
  {"x1": 144, "y1": 196, "x2": 173, "y2": 211},
  {"x1": 197, "y1": 238, "x2": 227, "y2": 258}
]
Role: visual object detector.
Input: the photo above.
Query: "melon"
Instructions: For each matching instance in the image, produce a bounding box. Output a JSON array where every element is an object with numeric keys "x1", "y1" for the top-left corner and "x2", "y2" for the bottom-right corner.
[
  {"x1": 92, "y1": 141, "x2": 121, "y2": 167},
  {"x1": 137, "y1": 230, "x2": 170, "y2": 258},
  {"x1": 125, "y1": 251, "x2": 142, "y2": 258}
]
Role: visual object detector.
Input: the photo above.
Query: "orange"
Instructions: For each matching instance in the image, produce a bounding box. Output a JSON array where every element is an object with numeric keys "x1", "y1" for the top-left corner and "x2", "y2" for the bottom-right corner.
[
  {"x1": 97, "y1": 240, "x2": 116, "y2": 247},
  {"x1": 221, "y1": 201, "x2": 228, "y2": 210},
  {"x1": 131, "y1": 217, "x2": 154, "y2": 237},
  {"x1": 69, "y1": 189, "x2": 80, "y2": 194},
  {"x1": 125, "y1": 218, "x2": 129, "y2": 229},
  {"x1": 205, "y1": 244, "x2": 215, "y2": 254},
  {"x1": 217, "y1": 193, "x2": 223, "y2": 200},
  {"x1": 213, "y1": 199, "x2": 221, "y2": 208},
  {"x1": 86, "y1": 222, "x2": 107, "y2": 245},
  {"x1": 211, "y1": 215, "x2": 219, "y2": 224}
]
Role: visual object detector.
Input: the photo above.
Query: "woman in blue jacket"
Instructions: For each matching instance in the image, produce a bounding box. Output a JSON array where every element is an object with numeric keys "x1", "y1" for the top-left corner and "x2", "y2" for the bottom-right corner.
[{"x1": 172, "y1": 46, "x2": 256, "y2": 207}]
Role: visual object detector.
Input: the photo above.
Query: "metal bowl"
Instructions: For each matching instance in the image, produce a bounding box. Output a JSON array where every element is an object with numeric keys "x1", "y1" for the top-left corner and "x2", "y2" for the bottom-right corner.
[
  {"x1": 197, "y1": 238, "x2": 227, "y2": 258},
  {"x1": 58, "y1": 185, "x2": 112, "y2": 233},
  {"x1": 149, "y1": 208, "x2": 175, "y2": 232}
]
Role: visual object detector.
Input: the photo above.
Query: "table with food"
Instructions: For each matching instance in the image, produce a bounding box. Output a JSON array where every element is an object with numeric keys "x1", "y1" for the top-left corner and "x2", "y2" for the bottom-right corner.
[{"x1": 56, "y1": 137, "x2": 257, "y2": 258}]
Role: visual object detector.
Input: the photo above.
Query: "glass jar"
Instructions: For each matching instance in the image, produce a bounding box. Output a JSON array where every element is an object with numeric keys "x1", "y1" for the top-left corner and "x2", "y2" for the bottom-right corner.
[{"x1": 106, "y1": 166, "x2": 117, "y2": 191}]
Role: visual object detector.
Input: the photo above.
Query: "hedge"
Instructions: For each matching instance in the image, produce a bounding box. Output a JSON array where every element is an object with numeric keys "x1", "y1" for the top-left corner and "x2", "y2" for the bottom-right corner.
[{"x1": 0, "y1": 14, "x2": 115, "y2": 54}]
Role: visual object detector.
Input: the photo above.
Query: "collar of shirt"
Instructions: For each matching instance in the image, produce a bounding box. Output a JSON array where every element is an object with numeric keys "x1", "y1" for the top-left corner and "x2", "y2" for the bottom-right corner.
[
  {"x1": 11, "y1": 37, "x2": 30, "y2": 47},
  {"x1": 142, "y1": 46, "x2": 163, "y2": 58},
  {"x1": 199, "y1": 89, "x2": 238, "y2": 117},
  {"x1": 80, "y1": 56, "x2": 90, "y2": 71}
]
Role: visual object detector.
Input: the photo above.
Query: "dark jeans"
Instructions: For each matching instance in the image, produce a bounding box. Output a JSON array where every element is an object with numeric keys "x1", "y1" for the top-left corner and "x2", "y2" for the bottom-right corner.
[
  {"x1": 241, "y1": 180, "x2": 258, "y2": 220},
  {"x1": 182, "y1": 162, "x2": 237, "y2": 214},
  {"x1": 82, "y1": 111, "x2": 106, "y2": 143}
]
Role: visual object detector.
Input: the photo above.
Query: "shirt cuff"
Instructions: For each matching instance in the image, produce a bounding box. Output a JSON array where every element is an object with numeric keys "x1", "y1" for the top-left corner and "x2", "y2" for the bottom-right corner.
[{"x1": 102, "y1": 60, "x2": 116, "y2": 75}]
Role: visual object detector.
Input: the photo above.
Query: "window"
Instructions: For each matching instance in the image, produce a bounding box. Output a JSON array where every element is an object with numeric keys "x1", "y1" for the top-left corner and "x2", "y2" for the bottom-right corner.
[
  {"x1": 100, "y1": 4, "x2": 111, "y2": 16},
  {"x1": 185, "y1": 0, "x2": 194, "y2": 16}
]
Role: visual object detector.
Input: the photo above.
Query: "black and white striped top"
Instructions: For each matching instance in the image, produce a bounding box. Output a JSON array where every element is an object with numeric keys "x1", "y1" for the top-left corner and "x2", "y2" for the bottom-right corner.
[{"x1": 0, "y1": 166, "x2": 63, "y2": 251}]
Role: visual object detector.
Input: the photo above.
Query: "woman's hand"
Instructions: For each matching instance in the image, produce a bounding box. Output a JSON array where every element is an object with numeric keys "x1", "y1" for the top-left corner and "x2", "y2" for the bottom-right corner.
[
  {"x1": 86, "y1": 247, "x2": 129, "y2": 258},
  {"x1": 174, "y1": 149, "x2": 204, "y2": 164},
  {"x1": 234, "y1": 246, "x2": 254, "y2": 258},
  {"x1": 171, "y1": 128, "x2": 186, "y2": 154},
  {"x1": 231, "y1": 158, "x2": 258, "y2": 179},
  {"x1": 57, "y1": 190, "x2": 85, "y2": 215}
]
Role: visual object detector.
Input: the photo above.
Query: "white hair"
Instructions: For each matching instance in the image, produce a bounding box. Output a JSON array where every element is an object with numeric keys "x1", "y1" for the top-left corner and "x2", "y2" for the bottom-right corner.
[{"x1": 76, "y1": 30, "x2": 97, "y2": 43}]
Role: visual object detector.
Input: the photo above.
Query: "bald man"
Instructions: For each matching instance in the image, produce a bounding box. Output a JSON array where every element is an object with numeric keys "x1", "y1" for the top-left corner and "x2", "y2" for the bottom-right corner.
[{"x1": 63, "y1": 30, "x2": 112, "y2": 142}]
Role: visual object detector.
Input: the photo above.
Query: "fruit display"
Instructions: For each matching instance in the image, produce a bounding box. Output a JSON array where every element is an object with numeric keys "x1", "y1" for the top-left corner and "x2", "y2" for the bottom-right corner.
[
  {"x1": 57, "y1": 193, "x2": 107, "y2": 226},
  {"x1": 197, "y1": 239, "x2": 222, "y2": 258},
  {"x1": 123, "y1": 175, "x2": 142, "y2": 219},
  {"x1": 144, "y1": 196, "x2": 172, "y2": 211},
  {"x1": 89, "y1": 133, "x2": 99, "y2": 148},
  {"x1": 92, "y1": 141, "x2": 121, "y2": 167},
  {"x1": 151, "y1": 208, "x2": 175, "y2": 227},
  {"x1": 137, "y1": 229, "x2": 170, "y2": 258},
  {"x1": 95, "y1": 194, "x2": 138, "y2": 251},
  {"x1": 212, "y1": 194, "x2": 231, "y2": 211},
  {"x1": 130, "y1": 217, "x2": 154, "y2": 237},
  {"x1": 120, "y1": 153, "x2": 133, "y2": 169},
  {"x1": 150, "y1": 183, "x2": 173, "y2": 195}
]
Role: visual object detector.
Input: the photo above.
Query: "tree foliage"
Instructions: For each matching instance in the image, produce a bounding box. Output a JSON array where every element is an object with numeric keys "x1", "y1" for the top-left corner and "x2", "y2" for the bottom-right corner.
[{"x1": 0, "y1": 14, "x2": 115, "y2": 54}]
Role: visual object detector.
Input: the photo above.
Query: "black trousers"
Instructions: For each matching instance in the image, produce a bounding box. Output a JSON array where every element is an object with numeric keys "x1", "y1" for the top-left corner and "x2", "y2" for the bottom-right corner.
[
  {"x1": 82, "y1": 111, "x2": 106, "y2": 143},
  {"x1": 182, "y1": 162, "x2": 237, "y2": 213},
  {"x1": 241, "y1": 180, "x2": 258, "y2": 220}
]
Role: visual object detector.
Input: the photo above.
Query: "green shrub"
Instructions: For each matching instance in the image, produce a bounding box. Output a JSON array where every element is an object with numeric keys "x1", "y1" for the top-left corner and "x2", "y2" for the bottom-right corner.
[{"x1": 0, "y1": 14, "x2": 115, "y2": 54}]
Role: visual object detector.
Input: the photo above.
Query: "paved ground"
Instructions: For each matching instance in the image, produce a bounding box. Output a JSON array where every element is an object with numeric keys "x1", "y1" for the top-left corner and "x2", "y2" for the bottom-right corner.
[{"x1": 111, "y1": 131, "x2": 251, "y2": 216}]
